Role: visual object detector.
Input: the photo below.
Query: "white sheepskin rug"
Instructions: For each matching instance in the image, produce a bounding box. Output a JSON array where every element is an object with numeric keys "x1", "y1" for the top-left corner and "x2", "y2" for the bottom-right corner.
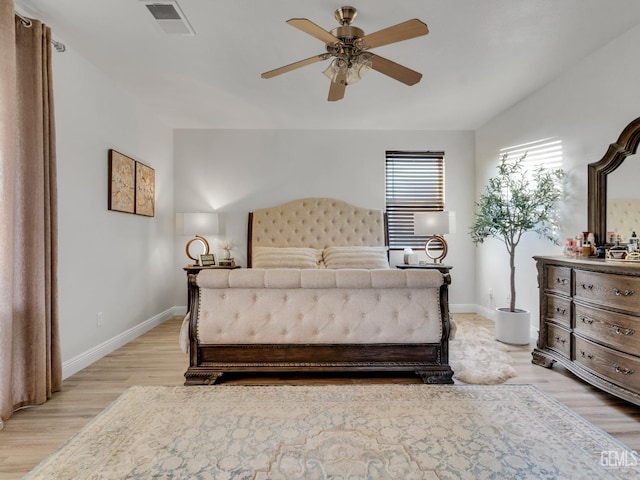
[{"x1": 449, "y1": 317, "x2": 518, "y2": 384}]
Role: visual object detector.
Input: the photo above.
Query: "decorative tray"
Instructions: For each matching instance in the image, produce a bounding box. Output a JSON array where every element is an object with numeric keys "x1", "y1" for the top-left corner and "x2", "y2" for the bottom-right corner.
[{"x1": 605, "y1": 251, "x2": 640, "y2": 262}]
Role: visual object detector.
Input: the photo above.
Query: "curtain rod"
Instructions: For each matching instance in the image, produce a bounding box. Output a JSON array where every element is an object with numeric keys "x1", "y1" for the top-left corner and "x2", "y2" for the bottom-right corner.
[{"x1": 15, "y1": 11, "x2": 66, "y2": 53}]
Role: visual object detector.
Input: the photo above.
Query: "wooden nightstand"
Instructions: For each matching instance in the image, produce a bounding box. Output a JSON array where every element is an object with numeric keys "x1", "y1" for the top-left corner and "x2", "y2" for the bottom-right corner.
[
  {"x1": 183, "y1": 264, "x2": 241, "y2": 274},
  {"x1": 183, "y1": 264, "x2": 241, "y2": 310},
  {"x1": 396, "y1": 263, "x2": 452, "y2": 274}
]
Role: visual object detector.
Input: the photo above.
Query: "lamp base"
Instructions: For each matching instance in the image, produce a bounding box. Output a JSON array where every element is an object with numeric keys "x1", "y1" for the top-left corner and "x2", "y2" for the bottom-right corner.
[
  {"x1": 186, "y1": 235, "x2": 210, "y2": 263},
  {"x1": 424, "y1": 235, "x2": 448, "y2": 263}
]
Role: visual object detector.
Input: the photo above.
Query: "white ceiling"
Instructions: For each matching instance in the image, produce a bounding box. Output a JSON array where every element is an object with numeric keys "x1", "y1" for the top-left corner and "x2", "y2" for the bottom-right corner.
[{"x1": 15, "y1": 0, "x2": 640, "y2": 130}]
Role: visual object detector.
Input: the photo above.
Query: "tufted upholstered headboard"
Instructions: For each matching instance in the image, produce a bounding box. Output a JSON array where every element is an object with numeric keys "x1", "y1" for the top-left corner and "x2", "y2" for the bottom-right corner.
[
  {"x1": 247, "y1": 198, "x2": 387, "y2": 267},
  {"x1": 607, "y1": 198, "x2": 640, "y2": 241}
]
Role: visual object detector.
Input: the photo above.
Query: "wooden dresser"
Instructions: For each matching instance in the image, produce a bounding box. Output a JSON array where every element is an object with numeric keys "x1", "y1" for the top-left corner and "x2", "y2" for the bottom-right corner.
[{"x1": 533, "y1": 255, "x2": 640, "y2": 406}]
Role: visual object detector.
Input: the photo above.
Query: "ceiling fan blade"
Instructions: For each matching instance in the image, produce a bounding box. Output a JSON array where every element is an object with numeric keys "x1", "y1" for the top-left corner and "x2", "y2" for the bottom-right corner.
[
  {"x1": 261, "y1": 53, "x2": 329, "y2": 79},
  {"x1": 327, "y1": 71, "x2": 346, "y2": 102},
  {"x1": 360, "y1": 19, "x2": 428, "y2": 49},
  {"x1": 370, "y1": 54, "x2": 422, "y2": 86},
  {"x1": 287, "y1": 18, "x2": 341, "y2": 44}
]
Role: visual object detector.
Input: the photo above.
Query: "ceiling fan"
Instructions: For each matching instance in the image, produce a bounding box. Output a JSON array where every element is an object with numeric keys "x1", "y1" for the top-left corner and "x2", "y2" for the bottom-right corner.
[{"x1": 261, "y1": 6, "x2": 429, "y2": 102}]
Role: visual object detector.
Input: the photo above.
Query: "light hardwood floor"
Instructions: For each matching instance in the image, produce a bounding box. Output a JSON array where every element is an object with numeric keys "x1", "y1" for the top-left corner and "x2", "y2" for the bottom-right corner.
[{"x1": 2, "y1": 313, "x2": 639, "y2": 478}]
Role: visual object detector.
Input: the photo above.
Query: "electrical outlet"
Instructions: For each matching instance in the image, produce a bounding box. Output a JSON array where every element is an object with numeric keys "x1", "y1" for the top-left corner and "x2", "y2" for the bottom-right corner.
[{"x1": 96, "y1": 312, "x2": 103, "y2": 328}]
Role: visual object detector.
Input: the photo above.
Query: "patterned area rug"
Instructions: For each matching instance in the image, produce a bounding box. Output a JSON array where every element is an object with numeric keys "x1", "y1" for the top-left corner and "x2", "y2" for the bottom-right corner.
[
  {"x1": 25, "y1": 385, "x2": 637, "y2": 479},
  {"x1": 450, "y1": 318, "x2": 517, "y2": 384}
]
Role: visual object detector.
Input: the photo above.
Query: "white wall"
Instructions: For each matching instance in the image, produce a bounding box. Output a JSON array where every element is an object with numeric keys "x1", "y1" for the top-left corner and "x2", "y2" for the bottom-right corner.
[
  {"x1": 47, "y1": 9, "x2": 640, "y2": 377},
  {"x1": 475, "y1": 23, "x2": 640, "y2": 324},
  {"x1": 173, "y1": 129, "x2": 476, "y2": 311},
  {"x1": 53, "y1": 44, "x2": 175, "y2": 376}
]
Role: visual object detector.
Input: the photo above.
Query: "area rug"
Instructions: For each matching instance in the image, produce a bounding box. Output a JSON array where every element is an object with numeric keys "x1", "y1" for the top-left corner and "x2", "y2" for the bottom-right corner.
[
  {"x1": 25, "y1": 385, "x2": 637, "y2": 479},
  {"x1": 450, "y1": 317, "x2": 517, "y2": 384}
]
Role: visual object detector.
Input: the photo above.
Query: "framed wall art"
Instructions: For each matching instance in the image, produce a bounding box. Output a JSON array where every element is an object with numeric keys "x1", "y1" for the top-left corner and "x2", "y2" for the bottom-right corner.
[
  {"x1": 108, "y1": 149, "x2": 155, "y2": 217},
  {"x1": 108, "y1": 149, "x2": 135, "y2": 214},
  {"x1": 135, "y1": 161, "x2": 155, "y2": 217}
]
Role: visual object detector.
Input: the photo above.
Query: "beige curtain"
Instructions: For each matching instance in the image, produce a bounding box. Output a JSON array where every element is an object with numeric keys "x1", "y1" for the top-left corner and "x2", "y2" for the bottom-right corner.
[{"x1": 0, "y1": 1, "x2": 61, "y2": 429}]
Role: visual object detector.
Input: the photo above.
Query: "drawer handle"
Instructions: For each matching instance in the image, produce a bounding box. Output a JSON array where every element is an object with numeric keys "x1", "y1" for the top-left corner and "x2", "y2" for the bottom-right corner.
[
  {"x1": 554, "y1": 336, "x2": 566, "y2": 345},
  {"x1": 613, "y1": 325, "x2": 635, "y2": 336},
  {"x1": 612, "y1": 288, "x2": 634, "y2": 297},
  {"x1": 555, "y1": 307, "x2": 566, "y2": 315},
  {"x1": 581, "y1": 283, "x2": 594, "y2": 290},
  {"x1": 555, "y1": 277, "x2": 568, "y2": 285},
  {"x1": 581, "y1": 317, "x2": 594, "y2": 325},
  {"x1": 579, "y1": 350, "x2": 594, "y2": 359},
  {"x1": 613, "y1": 364, "x2": 634, "y2": 376}
]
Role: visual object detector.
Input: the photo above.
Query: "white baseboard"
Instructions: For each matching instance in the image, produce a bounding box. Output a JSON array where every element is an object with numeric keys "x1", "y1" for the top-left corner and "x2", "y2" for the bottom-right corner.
[
  {"x1": 449, "y1": 304, "x2": 479, "y2": 315},
  {"x1": 62, "y1": 306, "x2": 183, "y2": 380}
]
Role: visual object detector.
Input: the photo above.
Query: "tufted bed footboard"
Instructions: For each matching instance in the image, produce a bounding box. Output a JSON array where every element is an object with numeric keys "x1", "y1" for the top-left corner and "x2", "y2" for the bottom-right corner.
[{"x1": 183, "y1": 268, "x2": 454, "y2": 385}]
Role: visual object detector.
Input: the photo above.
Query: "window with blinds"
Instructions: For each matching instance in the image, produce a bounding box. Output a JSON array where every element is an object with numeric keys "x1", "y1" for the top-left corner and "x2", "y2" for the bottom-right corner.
[{"x1": 385, "y1": 151, "x2": 445, "y2": 249}]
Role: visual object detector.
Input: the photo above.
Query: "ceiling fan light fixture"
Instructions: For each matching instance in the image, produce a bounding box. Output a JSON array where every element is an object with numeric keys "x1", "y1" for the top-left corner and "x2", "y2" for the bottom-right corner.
[
  {"x1": 322, "y1": 54, "x2": 371, "y2": 85},
  {"x1": 346, "y1": 53, "x2": 372, "y2": 84},
  {"x1": 322, "y1": 58, "x2": 347, "y2": 82}
]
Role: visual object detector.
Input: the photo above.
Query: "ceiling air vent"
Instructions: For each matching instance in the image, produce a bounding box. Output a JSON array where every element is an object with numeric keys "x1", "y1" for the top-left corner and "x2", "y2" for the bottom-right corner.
[{"x1": 141, "y1": 1, "x2": 195, "y2": 36}]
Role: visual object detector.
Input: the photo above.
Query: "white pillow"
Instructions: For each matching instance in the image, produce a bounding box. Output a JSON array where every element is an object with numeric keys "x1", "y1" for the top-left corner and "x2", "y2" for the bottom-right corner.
[
  {"x1": 252, "y1": 246, "x2": 323, "y2": 269},
  {"x1": 323, "y1": 246, "x2": 390, "y2": 269}
]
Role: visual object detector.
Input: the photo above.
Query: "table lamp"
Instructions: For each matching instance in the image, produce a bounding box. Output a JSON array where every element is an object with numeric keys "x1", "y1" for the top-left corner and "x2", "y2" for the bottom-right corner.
[
  {"x1": 176, "y1": 212, "x2": 219, "y2": 264},
  {"x1": 413, "y1": 211, "x2": 456, "y2": 263}
]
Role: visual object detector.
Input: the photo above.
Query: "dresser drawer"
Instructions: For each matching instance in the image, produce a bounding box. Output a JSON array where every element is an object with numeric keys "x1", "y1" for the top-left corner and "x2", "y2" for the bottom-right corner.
[
  {"x1": 544, "y1": 294, "x2": 571, "y2": 327},
  {"x1": 546, "y1": 323, "x2": 570, "y2": 358},
  {"x1": 545, "y1": 266, "x2": 571, "y2": 295},
  {"x1": 574, "y1": 270, "x2": 640, "y2": 312},
  {"x1": 574, "y1": 336, "x2": 640, "y2": 393},
  {"x1": 574, "y1": 303, "x2": 640, "y2": 356}
]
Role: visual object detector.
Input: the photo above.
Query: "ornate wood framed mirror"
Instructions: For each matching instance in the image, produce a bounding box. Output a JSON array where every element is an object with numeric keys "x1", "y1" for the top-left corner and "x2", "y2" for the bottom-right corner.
[{"x1": 587, "y1": 116, "x2": 640, "y2": 245}]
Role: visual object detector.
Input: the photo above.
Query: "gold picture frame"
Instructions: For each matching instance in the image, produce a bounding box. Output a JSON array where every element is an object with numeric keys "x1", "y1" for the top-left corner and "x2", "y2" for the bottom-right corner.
[{"x1": 108, "y1": 149, "x2": 155, "y2": 217}]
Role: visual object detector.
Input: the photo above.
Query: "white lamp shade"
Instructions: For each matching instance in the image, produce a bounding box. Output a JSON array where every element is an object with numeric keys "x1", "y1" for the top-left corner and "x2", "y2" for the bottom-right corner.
[
  {"x1": 176, "y1": 212, "x2": 219, "y2": 235},
  {"x1": 414, "y1": 211, "x2": 456, "y2": 235}
]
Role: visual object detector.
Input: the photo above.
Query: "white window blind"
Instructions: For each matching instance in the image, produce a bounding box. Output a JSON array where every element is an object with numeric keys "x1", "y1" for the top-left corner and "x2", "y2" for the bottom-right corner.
[{"x1": 385, "y1": 151, "x2": 445, "y2": 249}]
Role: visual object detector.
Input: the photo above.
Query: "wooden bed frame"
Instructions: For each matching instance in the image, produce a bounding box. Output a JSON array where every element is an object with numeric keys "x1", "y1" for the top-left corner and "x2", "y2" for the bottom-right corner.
[{"x1": 184, "y1": 198, "x2": 454, "y2": 384}]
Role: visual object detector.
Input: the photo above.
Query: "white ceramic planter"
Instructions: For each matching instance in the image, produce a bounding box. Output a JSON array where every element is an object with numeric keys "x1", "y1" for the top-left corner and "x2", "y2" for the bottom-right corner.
[{"x1": 495, "y1": 307, "x2": 531, "y2": 345}]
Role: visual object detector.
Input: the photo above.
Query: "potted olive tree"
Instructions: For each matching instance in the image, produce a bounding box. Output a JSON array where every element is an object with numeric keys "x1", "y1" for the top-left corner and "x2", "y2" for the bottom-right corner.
[{"x1": 470, "y1": 153, "x2": 564, "y2": 344}]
